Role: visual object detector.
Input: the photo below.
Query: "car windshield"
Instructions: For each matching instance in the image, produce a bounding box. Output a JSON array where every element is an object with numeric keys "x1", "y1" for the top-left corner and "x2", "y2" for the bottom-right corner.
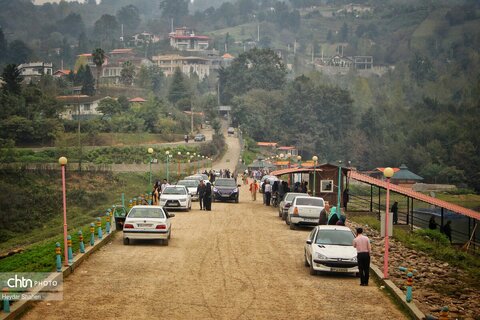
[
  {"x1": 285, "y1": 193, "x2": 307, "y2": 201},
  {"x1": 128, "y1": 208, "x2": 165, "y2": 219},
  {"x1": 195, "y1": 134, "x2": 204, "y2": 138},
  {"x1": 315, "y1": 230, "x2": 354, "y2": 246},
  {"x1": 215, "y1": 179, "x2": 236, "y2": 187},
  {"x1": 184, "y1": 176, "x2": 201, "y2": 181},
  {"x1": 163, "y1": 187, "x2": 187, "y2": 195},
  {"x1": 177, "y1": 180, "x2": 198, "y2": 187},
  {"x1": 296, "y1": 198, "x2": 324, "y2": 207}
]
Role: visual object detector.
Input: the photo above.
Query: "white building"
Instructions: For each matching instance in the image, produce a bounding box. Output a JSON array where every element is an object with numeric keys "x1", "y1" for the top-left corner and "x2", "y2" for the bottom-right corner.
[
  {"x1": 17, "y1": 62, "x2": 53, "y2": 82},
  {"x1": 151, "y1": 54, "x2": 210, "y2": 79},
  {"x1": 57, "y1": 95, "x2": 111, "y2": 120},
  {"x1": 169, "y1": 27, "x2": 210, "y2": 51}
]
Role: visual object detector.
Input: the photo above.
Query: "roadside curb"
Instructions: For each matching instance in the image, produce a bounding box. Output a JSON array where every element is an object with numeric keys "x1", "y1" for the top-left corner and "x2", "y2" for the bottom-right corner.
[
  {"x1": 1, "y1": 229, "x2": 117, "y2": 320},
  {"x1": 370, "y1": 264, "x2": 425, "y2": 320}
]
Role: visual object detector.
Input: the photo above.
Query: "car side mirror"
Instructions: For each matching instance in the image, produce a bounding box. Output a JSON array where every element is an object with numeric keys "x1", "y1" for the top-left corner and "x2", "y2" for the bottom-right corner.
[
  {"x1": 306, "y1": 239, "x2": 312, "y2": 245},
  {"x1": 237, "y1": 184, "x2": 241, "y2": 187},
  {"x1": 169, "y1": 213, "x2": 175, "y2": 218}
]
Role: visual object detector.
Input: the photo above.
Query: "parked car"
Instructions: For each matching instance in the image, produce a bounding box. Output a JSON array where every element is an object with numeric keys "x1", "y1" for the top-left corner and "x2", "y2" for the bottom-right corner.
[
  {"x1": 259, "y1": 175, "x2": 279, "y2": 193},
  {"x1": 279, "y1": 192, "x2": 309, "y2": 220},
  {"x1": 184, "y1": 175, "x2": 209, "y2": 184},
  {"x1": 159, "y1": 185, "x2": 192, "y2": 211},
  {"x1": 123, "y1": 205, "x2": 175, "y2": 246},
  {"x1": 176, "y1": 179, "x2": 200, "y2": 201},
  {"x1": 304, "y1": 225, "x2": 359, "y2": 276},
  {"x1": 286, "y1": 196, "x2": 325, "y2": 229},
  {"x1": 213, "y1": 178, "x2": 240, "y2": 202},
  {"x1": 227, "y1": 127, "x2": 235, "y2": 135},
  {"x1": 194, "y1": 134, "x2": 206, "y2": 142}
]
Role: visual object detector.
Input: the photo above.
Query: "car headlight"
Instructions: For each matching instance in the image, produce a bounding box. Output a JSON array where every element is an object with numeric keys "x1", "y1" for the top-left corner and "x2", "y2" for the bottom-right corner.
[
  {"x1": 233, "y1": 188, "x2": 238, "y2": 193},
  {"x1": 351, "y1": 256, "x2": 357, "y2": 262},
  {"x1": 316, "y1": 253, "x2": 328, "y2": 260},
  {"x1": 213, "y1": 187, "x2": 218, "y2": 192},
  {"x1": 179, "y1": 198, "x2": 187, "y2": 202}
]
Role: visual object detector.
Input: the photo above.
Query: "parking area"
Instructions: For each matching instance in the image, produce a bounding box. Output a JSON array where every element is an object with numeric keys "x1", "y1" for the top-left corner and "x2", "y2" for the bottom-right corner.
[{"x1": 22, "y1": 184, "x2": 406, "y2": 320}]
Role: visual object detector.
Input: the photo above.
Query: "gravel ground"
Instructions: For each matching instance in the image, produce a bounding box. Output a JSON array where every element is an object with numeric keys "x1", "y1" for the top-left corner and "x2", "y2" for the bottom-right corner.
[{"x1": 21, "y1": 133, "x2": 406, "y2": 320}]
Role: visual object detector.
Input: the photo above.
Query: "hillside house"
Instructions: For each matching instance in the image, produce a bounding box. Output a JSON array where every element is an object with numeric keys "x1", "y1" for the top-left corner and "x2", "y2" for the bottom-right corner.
[
  {"x1": 169, "y1": 27, "x2": 210, "y2": 51},
  {"x1": 57, "y1": 95, "x2": 110, "y2": 120},
  {"x1": 17, "y1": 62, "x2": 53, "y2": 82},
  {"x1": 151, "y1": 54, "x2": 210, "y2": 79}
]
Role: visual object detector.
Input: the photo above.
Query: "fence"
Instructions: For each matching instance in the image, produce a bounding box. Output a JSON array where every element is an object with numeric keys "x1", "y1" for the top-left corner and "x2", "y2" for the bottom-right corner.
[{"x1": 347, "y1": 184, "x2": 479, "y2": 254}]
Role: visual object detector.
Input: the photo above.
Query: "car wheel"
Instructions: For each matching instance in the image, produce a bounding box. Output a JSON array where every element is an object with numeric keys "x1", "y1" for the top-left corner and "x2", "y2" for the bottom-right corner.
[
  {"x1": 304, "y1": 251, "x2": 309, "y2": 267},
  {"x1": 309, "y1": 256, "x2": 316, "y2": 275},
  {"x1": 168, "y1": 229, "x2": 171, "y2": 240},
  {"x1": 163, "y1": 238, "x2": 169, "y2": 246},
  {"x1": 123, "y1": 238, "x2": 129, "y2": 245},
  {"x1": 286, "y1": 215, "x2": 290, "y2": 225},
  {"x1": 235, "y1": 196, "x2": 239, "y2": 203},
  {"x1": 290, "y1": 222, "x2": 296, "y2": 230}
]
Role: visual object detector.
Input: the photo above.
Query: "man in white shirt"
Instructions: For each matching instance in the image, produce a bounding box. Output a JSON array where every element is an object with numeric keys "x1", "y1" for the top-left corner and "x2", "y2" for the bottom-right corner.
[
  {"x1": 264, "y1": 180, "x2": 272, "y2": 206},
  {"x1": 160, "y1": 179, "x2": 169, "y2": 193}
]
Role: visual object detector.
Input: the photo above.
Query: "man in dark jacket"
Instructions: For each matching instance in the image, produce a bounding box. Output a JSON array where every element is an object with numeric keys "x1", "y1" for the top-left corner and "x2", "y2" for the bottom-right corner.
[{"x1": 196, "y1": 180, "x2": 206, "y2": 210}]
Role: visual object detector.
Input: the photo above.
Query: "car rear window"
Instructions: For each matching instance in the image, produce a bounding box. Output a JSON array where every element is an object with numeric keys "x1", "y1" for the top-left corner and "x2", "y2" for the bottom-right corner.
[
  {"x1": 128, "y1": 208, "x2": 165, "y2": 219},
  {"x1": 215, "y1": 179, "x2": 236, "y2": 187},
  {"x1": 296, "y1": 198, "x2": 324, "y2": 207},
  {"x1": 315, "y1": 230, "x2": 354, "y2": 246},
  {"x1": 177, "y1": 180, "x2": 198, "y2": 187},
  {"x1": 163, "y1": 187, "x2": 187, "y2": 195}
]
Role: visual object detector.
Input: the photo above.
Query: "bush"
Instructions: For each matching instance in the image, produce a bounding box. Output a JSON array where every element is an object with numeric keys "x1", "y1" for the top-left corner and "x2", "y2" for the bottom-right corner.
[{"x1": 414, "y1": 229, "x2": 450, "y2": 246}]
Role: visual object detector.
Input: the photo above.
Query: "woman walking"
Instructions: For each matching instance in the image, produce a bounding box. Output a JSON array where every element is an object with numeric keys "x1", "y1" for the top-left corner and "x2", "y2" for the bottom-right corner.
[{"x1": 204, "y1": 182, "x2": 212, "y2": 211}]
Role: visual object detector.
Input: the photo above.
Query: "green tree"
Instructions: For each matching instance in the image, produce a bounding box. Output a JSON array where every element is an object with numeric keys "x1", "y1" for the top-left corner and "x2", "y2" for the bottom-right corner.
[
  {"x1": 120, "y1": 61, "x2": 135, "y2": 86},
  {"x1": 116, "y1": 5, "x2": 140, "y2": 35},
  {"x1": 97, "y1": 98, "x2": 122, "y2": 117},
  {"x1": 1, "y1": 64, "x2": 23, "y2": 95},
  {"x1": 220, "y1": 48, "x2": 287, "y2": 104},
  {"x1": 168, "y1": 67, "x2": 190, "y2": 104},
  {"x1": 409, "y1": 53, "x2": 436, "y2": 83},
  {"x1": 0, "y1": 28, "x2": 7, "y2": 64},
  {"x1": 81, "y1": 65, "x2": 95, "y2": 96},
  {"x1": 7, "y1": 40, "x2": 32, "y2": 65},
  {"x1": 92, "y1": 48, "x2": 105, "y2": 91},
  {"x1": 159, "y1": 0, "x2": 189, "y2": 21},
  {"x1": 93, "y1": 15, "x2": 119, "y2": 47}
]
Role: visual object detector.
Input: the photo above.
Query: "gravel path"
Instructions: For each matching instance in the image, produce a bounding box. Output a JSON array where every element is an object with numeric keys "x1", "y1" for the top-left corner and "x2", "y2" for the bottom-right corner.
[{"x1": 21, "y1": 134, "x2": 406, "y2": 320}]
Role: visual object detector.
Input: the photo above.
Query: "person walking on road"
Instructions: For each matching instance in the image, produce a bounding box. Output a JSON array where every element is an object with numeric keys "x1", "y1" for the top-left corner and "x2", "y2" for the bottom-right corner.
[
  {"x1": 204, "y1": 182, "x2": 212, "y2": 211},
  {"x1": 197, "y1": 180, "x2": 206, "y2": 210},
  {"x1": 264, "y1": 180, "x2": 272, "y2": 206},
  {"x1": 353, "y1": 227, "x2": 371, "y2": 286},
  {"x1": 428, "y1": 216, "x2": 437, "y2": 230},
  {"x1": 391, "y1": 201, "x2": 398, "y2": 224},
  {"x1": 249, "y1": 180, "x2": 259, "y2": 201}
]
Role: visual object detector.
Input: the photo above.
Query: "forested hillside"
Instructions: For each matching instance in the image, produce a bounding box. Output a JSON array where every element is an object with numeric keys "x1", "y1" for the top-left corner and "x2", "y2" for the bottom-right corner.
[{"x1": 1, "y1": 0, "x2": 479, "y2": 190}]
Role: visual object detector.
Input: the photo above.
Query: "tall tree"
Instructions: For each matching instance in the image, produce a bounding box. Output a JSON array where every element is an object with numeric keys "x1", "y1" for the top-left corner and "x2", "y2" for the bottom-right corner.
[
  {"x1": 93, "y1": 14, "x2": 119, "y2": 47},
  {"x1": 159, "y1": 0, "x2": 189, "y2": 22},
  {"x1": 120, "y1": 61, "x2": 135, "y2": 86},
  {"x1": 0, "y1": 28, "x2": 7, "y2": 64},
  {"x1": 1, "y1": 64, "x2": 23, "y2": 95},
  {"x1": 7, "y1": 40, "x2": 32, "y2": 65},
  {"x1": 92, "y1": 48, "x2": 105, "y2": 91},
  {"x1": 168, "y1": 67, "x2": 190, "y2": 104},
  {"x1": 81, "y1": 65, "x2": 95, "y2": 96},
  {"x1": 116, "y1": 5, "x2": 141, "y2": 35}
]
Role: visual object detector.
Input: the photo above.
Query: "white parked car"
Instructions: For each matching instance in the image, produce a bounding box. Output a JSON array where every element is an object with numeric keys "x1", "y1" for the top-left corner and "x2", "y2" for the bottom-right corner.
[
  {"x1": 123, "y1": 205, "x2": 174, "y2": 246},
  {"x1": 287, "y1": 196, "x2": 324, "y2": 229},
  {"x1": 160, "y1": 185, "x2": 192, "y2": 211},
  {"x1": 304, "y1": 225, "x2": 359, "y2": 275},
  {"x1": 279, "y1": 192, "x2": 310, "y2": 220},
  {"x1": 176, "y1": 179, "x2": 200, "y2": 201}
]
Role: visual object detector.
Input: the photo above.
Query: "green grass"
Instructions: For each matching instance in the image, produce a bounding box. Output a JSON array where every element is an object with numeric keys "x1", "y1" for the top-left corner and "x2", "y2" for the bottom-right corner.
[{"x1": 0, "y1": 172, "x2": 149, "y2": 272}]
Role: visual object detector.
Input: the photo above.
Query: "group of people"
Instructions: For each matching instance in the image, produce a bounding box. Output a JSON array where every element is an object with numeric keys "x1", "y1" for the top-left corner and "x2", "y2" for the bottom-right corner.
[
  {"x1": 195, "y1": 180, "x2": 212, "y2": 211},
  {"x1": 318, "y1": 202, "x2": 347, "y2": 226}
]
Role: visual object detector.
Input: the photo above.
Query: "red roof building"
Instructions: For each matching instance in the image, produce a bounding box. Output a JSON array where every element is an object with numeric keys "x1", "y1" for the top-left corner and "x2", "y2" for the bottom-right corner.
[
  {"x1": 129, "y1": 97, "x2": 147, "y2": 103},
  {"x1": 169, "y1": 27, "x2": 209, "y2": 51}
]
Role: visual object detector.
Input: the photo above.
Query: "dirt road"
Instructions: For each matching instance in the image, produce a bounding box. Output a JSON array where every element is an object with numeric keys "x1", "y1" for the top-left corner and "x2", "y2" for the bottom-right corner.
[{"x1": 22, "y1": 134, "x2": 405, "y2": 320}]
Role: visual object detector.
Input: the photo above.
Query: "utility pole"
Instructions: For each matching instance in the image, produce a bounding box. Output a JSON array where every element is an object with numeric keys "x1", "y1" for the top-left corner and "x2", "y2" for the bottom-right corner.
[
  {"x1": 190, "y1": 103, "x2": 194, "y2": 135},
  {"x1": 257, "y1": 24, "x2": 260, "y2": 42}
]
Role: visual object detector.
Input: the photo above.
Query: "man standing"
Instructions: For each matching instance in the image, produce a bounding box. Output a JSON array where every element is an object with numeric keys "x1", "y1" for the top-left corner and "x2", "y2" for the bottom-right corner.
[
  {"x1": 264, "y1": 180, "x2": 272, "y2": 206},
  {"x1": 391, "y1": 201, "x2": 398, "y2": 224},
  {"x1": 353, "y1": 227, "x2": 371, "y2": 286},
  {"x1": 249, "y1": 179, "x2": 259, "y2": 201},
  {"x1": 197, "y1": 180, "x2": 206, "y2": 210},
  {"x1": 160, "y1": 179, "x2": 169, "y2": 193}
]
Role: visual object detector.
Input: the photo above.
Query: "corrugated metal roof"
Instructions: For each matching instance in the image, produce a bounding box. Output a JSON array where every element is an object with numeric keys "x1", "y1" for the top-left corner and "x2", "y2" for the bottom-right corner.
[
  {"x1": 349, "y1": 171, "x2": 480, "y2": 220},
  {"x1": 391, "y1": 164, "x2": 424, "y2": 181}
]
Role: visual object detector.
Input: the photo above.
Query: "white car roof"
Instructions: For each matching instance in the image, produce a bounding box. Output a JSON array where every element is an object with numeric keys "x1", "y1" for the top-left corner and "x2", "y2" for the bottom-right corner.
[
  {"x1": 315, "y1": 225, "x2": 351, "y2": 232},
  {"x1": 131, "y1": 205, "x2": 163, "y2": 209}
]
